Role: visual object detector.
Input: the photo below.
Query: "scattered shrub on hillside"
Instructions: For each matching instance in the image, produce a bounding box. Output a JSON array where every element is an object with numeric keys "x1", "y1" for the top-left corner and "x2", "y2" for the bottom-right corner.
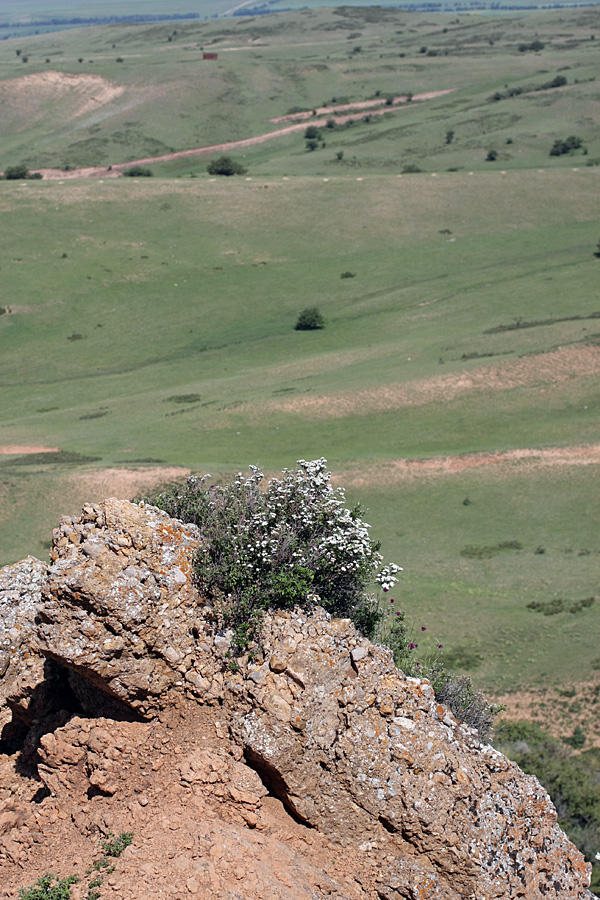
[
  {"x1": 295, "y1": 307, "x2": 325, "y2": 330},
  {"x1": 122, "y1": 165, "x2": 153, "y2": 177},
  {"x1": 340, "y1": 271, "x2": 356, "y2": 278},
  {"x1": 206, "y1": 155, "x2": 247, "y2": 176},
  {"x1": 305, "y1": 139, "x2": 319, "y2": 152},
  {"x1": 304, "y1": 125, "x2": 322, "y2": 140},
  {"x1": 3, "y1": 163, "x2": 31, "y2": 180},
  {"x1": 486, "y1": 148, "x2": 498, "y2": 161},
  {"x1": 402, "y1": 163, "x2": 422, "y2": 173},
  {"x1": 445, "y1": 129, "x2": 455, "y2": 144},
  {"x1": 550, "y1": 135, "x2": 583, "y2": 156},
  {"x1": 595, "y1": 238, "x2": 600, "y2": 259},
  {"x1": 518, "y1": 39, "x2": 545, "y2": 52}
]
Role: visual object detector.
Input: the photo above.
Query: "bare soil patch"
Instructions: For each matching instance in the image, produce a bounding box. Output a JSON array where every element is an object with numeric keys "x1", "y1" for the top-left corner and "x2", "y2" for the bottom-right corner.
[
  {"x1": 338, "y1": 444, "x2": 600, "y2": 488},
  {"x1": 69, "y1": 465, "x2": 190, "y2": 501},
  {"x1": 493, "y1": 681, "x2": 600, "y2": 749},
  {"x1": 0, "y1": 71, "x2": 124, "y2": 132},
  {"x1": 0, "y1": 445, "x2": 60, "y2": 455}
]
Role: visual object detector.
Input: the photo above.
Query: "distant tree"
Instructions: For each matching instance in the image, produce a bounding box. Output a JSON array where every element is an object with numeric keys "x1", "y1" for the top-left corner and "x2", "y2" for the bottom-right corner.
[
  {"x1": 15, "y1": 49, "x2": 21, "y2": 56},
  {"x1": 304, "y1": 125, "x2": 321, "y2": 140},
  {"x1": 206, "y1": 155, "x2": 247, "y2": 176},
  {"x1": 295, "y1": 307, "x2": 325, "y2": 331},
  {"x1": 594, "y1": 238, "x2": 600, "y2": 259},
  {"x1": 122, "y1": 165, "x2": 153, "y2": 177},
  {"x1": 326, "y1": 118, "x2": 336, "y2": 130},
  {"x1": 305, "y1": 139, "x2": 319, "y2": 152},
  {"x1": 335, "y1": 150, "x2": 344, "y2": 161},
  {"x1": 446, "y1": 129, "x2": 455, "y2": 144},
  {"x1": 4, "y1": 163, "x2": 30, "y2": 180},
  {"x1": 486, "y1": 148, "x2": 498, "y2": 161},
  {"x1": 550, "y1": 135, "x2": 583, "y2": 157}
]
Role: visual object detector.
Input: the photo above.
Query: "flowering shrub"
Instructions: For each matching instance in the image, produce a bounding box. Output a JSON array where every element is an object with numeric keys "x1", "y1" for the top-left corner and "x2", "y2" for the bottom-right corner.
[
  {"x1": 145, "y1": 459, "x2": 501, "y2": 738},
  {"x1": 146, "y1": 459, "x2": 397, "y2": 652}
]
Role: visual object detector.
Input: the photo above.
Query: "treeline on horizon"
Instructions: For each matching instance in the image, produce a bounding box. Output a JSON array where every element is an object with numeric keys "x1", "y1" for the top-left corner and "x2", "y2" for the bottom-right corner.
[{"x1": 0, "y1": 12, "x2": 200, "y2": 30}]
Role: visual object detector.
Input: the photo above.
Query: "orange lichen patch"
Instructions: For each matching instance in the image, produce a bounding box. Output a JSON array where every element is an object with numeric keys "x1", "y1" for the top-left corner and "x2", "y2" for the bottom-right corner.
[{"x1": 0, "y1": 445, "x2": 60, "y2": 455}]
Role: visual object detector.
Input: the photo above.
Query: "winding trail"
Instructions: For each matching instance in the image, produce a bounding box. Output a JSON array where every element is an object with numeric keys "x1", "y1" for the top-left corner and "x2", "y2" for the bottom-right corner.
[{"x1": 36, "y1": 90, "x2": 455, "y2": 180}]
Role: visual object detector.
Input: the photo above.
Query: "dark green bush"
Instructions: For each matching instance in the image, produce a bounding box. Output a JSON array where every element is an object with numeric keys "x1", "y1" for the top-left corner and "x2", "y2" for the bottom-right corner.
[
  {"x1": 206, "y1": 155, "x2": 247, "y2": 176},
  {"x1": 550, "y1": 135, "x2": 583, "y2": 157},
  {"x1": 4, "y1": 163, "x2": 30, "y2": 180},
  {"x1": 122, "y1": 165, "x2": 153, "y2": 177},
  {"x1": 295, "y1": 307, "x2": 325, "y2": 330}
]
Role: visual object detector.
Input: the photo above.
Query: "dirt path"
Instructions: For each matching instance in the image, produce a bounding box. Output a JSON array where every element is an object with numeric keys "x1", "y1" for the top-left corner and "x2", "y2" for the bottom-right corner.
[{"x1": 36, "y1": 90, "x2": 454, "y2": 180}]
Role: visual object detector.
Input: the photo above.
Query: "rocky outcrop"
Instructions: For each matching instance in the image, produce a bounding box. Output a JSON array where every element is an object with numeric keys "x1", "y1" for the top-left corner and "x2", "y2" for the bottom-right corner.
[{"x1": 0, "y1": 499, "x2": 593, "y2": 900}]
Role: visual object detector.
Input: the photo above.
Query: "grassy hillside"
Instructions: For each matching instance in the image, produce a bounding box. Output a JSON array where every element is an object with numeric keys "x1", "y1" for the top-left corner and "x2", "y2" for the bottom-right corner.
[
  {"x1": 0, "y1": 7, "x2": 598, "y2": 710},
  {"x1": 0, "y1": 7, "x2": 598, "y2": 172}
]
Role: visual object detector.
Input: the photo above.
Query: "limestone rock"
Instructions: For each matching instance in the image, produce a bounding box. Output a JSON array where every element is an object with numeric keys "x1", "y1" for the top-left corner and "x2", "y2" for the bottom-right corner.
[
  {"x1": 0, "y1": 499, "x2": 593, "y2": 900},
  {"x1": 0, "y1": 557, "x2": 49, "y2": 732},
  {"x1": 37, "y1": 499, "x2": 209, "y2": 714}
]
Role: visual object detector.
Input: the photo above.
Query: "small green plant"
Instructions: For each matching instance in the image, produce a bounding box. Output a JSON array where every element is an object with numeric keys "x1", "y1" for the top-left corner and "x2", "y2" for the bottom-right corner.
[
  {"x1": 295, "y1": 307, "x2": 325, "y2": 330},
  {"x1": 19, "y1": 874, "x2": 80, "y2": 900},
  {"x1": 100, "y1": 832, "x2": 133, "y2": 857}
]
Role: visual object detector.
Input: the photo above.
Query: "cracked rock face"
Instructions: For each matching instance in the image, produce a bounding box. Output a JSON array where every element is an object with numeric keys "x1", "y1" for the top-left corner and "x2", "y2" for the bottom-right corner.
[{"x1": 0, "y1": 499, "x2": 593, "y2": 900}]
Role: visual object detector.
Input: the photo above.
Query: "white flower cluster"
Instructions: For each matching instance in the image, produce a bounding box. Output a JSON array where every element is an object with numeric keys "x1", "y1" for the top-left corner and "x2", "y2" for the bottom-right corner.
[
  {"x1": 375, "y1": 563, "x2": 403, "y2": 592},
  {"x1": 152, "y1": 459, "x2": 401, "y2": 626}
]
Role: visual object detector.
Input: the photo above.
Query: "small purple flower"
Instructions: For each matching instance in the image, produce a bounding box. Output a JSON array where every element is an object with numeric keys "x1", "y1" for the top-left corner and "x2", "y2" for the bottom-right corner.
[
  {"x1": 383, "y1": 587, "x2": 389, "y2": 593},
  {"x1": 437, "y1": 643, "x2": 443, "y2": 649},
  {"x1": 421, "y1": 626, "x2": 427, "y2": 631},
  {"x1": 395, "y1": 612, "x2": 402, "y2": 617},
  {"x1": 390, "y1": 597, "x2": 395, "y2": 604},
  {"x1": 409, "y1": 642, "x2": 419, "y2": 650}
]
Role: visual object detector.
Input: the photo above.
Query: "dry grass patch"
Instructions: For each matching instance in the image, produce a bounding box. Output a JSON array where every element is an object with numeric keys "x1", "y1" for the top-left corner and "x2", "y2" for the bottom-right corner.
[{"x1": 254, "y1": 344, "x2": 600, "y2": 420}]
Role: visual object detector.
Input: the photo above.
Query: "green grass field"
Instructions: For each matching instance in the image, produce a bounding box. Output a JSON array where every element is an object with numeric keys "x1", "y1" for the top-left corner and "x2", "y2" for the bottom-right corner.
[{"x1": 0, "y1": 7, "x2": 599, "y2": 702}]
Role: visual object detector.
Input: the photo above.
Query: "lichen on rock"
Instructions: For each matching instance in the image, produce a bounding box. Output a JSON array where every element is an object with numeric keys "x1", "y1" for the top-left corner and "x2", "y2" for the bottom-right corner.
[{"x1": 0, "y1": 498, "x2": 593, "y2": 899}]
